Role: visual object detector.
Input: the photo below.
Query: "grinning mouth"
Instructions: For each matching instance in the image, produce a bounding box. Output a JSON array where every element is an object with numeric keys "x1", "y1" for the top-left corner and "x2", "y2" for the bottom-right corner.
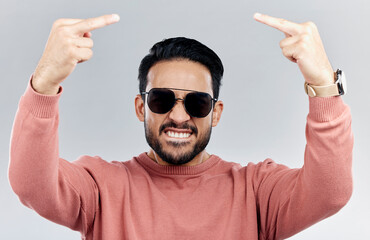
[
  {"x1": 159, "y1": 122, "x2": 198, "y2": 137},
  {"x1": 165, "y1": 130, "x2": 192, "y2": 139}
]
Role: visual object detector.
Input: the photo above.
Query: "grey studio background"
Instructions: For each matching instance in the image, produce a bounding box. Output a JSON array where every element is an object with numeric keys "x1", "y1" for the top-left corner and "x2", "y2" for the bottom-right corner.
[{"x1": 1, "y1": 0, "x2": 369, "y2": 239}]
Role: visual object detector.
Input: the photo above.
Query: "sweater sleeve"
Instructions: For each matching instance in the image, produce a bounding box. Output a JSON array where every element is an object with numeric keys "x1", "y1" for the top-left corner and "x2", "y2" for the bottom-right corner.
[
  {"x1": 8, "y1": 77, "x2": 99, "y2": 235},
  {"x1": 253, "y1": 96, "x2": 353, "y2": 239}
]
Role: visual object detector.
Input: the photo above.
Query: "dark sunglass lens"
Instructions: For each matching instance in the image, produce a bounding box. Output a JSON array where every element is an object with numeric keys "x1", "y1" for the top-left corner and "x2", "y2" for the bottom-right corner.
[
  {"x1": 147, "y1": 89, "x2": 175, "y2": 114},
  {"x1": 185, "y1": 92, "x2": 212, "y2": 118}
]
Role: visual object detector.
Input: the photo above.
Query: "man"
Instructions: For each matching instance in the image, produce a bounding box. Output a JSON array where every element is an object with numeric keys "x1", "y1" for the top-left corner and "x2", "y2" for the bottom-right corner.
[{"x1": 8, "y1": 13, "x2": 353, "y2": 240}]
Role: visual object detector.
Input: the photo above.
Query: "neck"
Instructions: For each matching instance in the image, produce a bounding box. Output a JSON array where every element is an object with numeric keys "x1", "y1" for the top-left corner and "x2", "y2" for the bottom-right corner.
[{"x1": 147, "y1": 149, "x2": 210, "y2": 166}]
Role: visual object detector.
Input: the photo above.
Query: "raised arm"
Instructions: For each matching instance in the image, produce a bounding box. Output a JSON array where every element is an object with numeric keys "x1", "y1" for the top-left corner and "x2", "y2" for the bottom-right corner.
[
  {"x1": 8, "y1": 14, "x2": 119, "y2": 234},
  {"x1": 252, "y1": 13, "x2": 353, "y2": 239}
]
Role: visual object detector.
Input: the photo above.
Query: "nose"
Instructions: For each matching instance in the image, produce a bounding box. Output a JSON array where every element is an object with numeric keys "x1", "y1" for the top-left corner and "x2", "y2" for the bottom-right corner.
[{"x1": 168, "y1": 99, "x2": 191, "y2": 123}]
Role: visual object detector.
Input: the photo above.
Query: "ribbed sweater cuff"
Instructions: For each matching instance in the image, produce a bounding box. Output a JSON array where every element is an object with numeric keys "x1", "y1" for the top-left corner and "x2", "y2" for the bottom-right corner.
[
  {"x1": 308, "y1": 96, "x2": 346, "y2": 122},
  {"x1": 22, "y1": 75, "x2": 63, "y2": 118}
]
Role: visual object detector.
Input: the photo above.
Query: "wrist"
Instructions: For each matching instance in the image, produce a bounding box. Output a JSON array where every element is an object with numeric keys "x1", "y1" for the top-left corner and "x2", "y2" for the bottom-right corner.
[
  {"x1": 31, "y1": 75, "x2": 60, "y2": 95},
  {"x1": 312, "y1": 71, "x2": 335, "y2": 86}
]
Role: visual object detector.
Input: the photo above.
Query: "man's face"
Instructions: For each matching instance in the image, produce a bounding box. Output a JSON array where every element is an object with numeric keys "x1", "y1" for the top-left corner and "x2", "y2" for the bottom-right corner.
[{"x1": 135, "y1": 59, "x2": 223, "y2": 166}]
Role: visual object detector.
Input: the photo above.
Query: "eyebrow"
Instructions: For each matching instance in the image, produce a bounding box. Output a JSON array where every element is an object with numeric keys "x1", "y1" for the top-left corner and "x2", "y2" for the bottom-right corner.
[
  {"x1": 141, "y1": 88, "x2": 217, "y2": 101},
  {"x1": 142, "y1": 87, "x2": 201, "y2": 94}
]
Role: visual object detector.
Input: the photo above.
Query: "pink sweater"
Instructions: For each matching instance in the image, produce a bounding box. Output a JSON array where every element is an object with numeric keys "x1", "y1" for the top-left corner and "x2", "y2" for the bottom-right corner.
[{"x1": 9, "y1": 79, "x2": 353, "y2": 240}]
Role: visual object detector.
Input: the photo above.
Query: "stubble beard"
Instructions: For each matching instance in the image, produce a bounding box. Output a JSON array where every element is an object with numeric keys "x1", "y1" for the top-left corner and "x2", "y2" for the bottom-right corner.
[{"x1": 144, "y1": 121, "x2": 212, "y2": 165}]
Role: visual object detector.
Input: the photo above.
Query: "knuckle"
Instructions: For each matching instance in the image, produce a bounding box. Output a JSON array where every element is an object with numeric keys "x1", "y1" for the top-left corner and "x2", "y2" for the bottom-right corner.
[
  {"x1": 306, "y1": 21, "x2": 317, "y2": 28},
  {"x1": 57, "y1": 26, "x2": 70, "y2": 35},
  {"x1": 298, "y1": 41, "x2": 309, "y2": 51},
  {"x1": 279, "y1": 42, "x2": 284, "y2": 49},
  {"x1": 301, "y1": 33, "x2": 311, "y2": 42},
  {"x1": 53, "y1": 19, "x2": 64, "y2": 28},
  {"x1": 62, "y1": 38, "x2": 74, "y2": 49},
  {"x1": 88, "y1": 39, "x2": 94, "y2": 48},
  {"x1": 85, "y1": 19, "x2": 95, "y2": 29},
  {"x1": 87, "y1": 49, "x2": 93, "y2": 58},
  {"x1": 279, "y1": 39, "x2": 286, "y2": 49},
  {"x1": 303, "y1": 21, "x2": 317, "y2": 33},
  {"x1": 278, "y1": 18, "x2": 288, "y2": 26},
  {"x1": 66, "y1": 46, "x2": 75, "y2": 57},
  {"x1": 282, "y1": 47, "x2": 289, "y2": 56},
  {"x1": 65, "y1": 37, "x2": 73, "y2": 45},
  {"x1": 101, "y1": 16, "x2": 110, "y2": 25},
  {"x1": 63, "y1": 44, "x2": 76, "y2": 57}
]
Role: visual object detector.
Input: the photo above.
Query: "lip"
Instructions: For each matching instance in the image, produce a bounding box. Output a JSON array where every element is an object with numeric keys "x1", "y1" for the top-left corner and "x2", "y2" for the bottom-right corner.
[{"x1": 164, "y1": 127, "x2": 192, "y2": 134}]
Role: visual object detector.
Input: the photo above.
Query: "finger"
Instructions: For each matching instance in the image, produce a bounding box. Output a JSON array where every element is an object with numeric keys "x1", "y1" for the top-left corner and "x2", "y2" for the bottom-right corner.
[
  {"x1": 72, "y1": 37, "x2": 94, "y2": 48},
  {"x1": 281, "y1": 45, "x2": 298, "y2": 63},
  {"x1": 53, "y1": 18, "x2": 83, "y2": 28},
  {"x1": 74, "y1": 48, "x2": 93, "y2": 63},
  {"x1": 279, "y1": 35, "x2": 300, "y2": 49},
  {"x1": 72, "y1": 14, "x2": 120, "y2": 34},
  {"x1": 254, "y1": 13, "x2": 301, "y2": 36}
]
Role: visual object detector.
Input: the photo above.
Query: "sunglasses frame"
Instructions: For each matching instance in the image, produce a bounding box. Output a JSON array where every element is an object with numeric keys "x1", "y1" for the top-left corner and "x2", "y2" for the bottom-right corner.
[{"x1": 141, "y1": 87, "x2": 218, "y2": 118}]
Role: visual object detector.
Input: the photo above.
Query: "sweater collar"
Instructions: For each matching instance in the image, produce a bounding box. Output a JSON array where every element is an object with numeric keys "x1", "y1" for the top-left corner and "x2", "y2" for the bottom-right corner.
[{"x1": 135, "y1": 152, "x2": 220, "y2": 175}]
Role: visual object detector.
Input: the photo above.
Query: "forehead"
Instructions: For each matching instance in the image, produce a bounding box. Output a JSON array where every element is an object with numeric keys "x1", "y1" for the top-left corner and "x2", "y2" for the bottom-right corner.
[{"x1": 146, "y1": 59, "x2": 213, "y2": 95}]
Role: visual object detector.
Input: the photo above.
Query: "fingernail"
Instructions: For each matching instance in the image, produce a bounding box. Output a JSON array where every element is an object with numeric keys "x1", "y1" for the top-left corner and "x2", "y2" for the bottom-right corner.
[
  {"x1": 254, "y1": 12, "x2": 262, "y2": 19},
  {"x1": 112, "y1": 14, "x2": 120, "y2": 22}
]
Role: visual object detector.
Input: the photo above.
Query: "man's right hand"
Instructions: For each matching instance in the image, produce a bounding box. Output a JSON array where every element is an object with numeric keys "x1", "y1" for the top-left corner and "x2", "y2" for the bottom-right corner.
[{"x1": 32, "y1": 14, "x2": 120, "y2": 95}]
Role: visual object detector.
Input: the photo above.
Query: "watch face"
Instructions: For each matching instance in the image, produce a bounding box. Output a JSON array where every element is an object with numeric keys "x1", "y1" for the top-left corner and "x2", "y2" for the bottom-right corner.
[
  {"x1": 342, "y1": 71, "x2": 347, "y2": 94},
  {"x1": 337, "y1": 70, "x2": 347, "y2": 95}
]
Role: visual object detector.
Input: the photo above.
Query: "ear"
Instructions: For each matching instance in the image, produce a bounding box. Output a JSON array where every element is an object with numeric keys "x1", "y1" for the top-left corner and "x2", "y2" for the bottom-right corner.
[
  {"x1": 135, "y1": 94, "x2": 145, "y2": 122},
  {"x1": 211, "y1": 100, "x2": 223, "y2": 127}
]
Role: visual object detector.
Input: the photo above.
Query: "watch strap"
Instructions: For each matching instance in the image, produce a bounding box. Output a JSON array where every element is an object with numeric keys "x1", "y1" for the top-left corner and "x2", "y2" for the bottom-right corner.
[{"x1": 304, "y1": 82, "x2": 340, "y2": 97}]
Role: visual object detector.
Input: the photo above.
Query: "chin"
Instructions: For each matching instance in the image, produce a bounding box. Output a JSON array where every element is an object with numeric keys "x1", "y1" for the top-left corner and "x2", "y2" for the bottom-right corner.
[
  {"x1": 160, "y1": 146, "x2": 196, "y2": 165},
  {"x1": 144, "y1": 121, "x2": 212, "y2": 165},
  {"x1": 156, "y1": 144, "x2": 199, "y2": 165}
]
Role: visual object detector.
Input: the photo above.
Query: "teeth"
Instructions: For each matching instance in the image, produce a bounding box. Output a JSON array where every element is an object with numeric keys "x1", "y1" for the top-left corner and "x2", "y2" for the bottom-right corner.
[{"x1": 167, "y1": 131, "x2": 191, "y2": 138}]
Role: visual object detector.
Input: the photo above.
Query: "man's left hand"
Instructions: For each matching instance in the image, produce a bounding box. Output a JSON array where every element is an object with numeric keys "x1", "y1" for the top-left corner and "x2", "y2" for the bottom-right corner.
[{"x1": 254, "y1": 13, "x2": 334, "y2": 86}]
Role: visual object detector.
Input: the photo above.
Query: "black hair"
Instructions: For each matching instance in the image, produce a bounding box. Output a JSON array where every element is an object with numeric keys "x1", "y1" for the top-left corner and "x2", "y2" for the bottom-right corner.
[{"x1": 138, "y1": 37, "x2": 224, "y2": 99}]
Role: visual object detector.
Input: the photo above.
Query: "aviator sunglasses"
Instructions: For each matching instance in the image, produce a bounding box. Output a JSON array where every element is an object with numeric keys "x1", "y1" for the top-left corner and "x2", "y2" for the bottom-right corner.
[{"x1": 141, "y1": 88, "x2": 218, "y2": 118}]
